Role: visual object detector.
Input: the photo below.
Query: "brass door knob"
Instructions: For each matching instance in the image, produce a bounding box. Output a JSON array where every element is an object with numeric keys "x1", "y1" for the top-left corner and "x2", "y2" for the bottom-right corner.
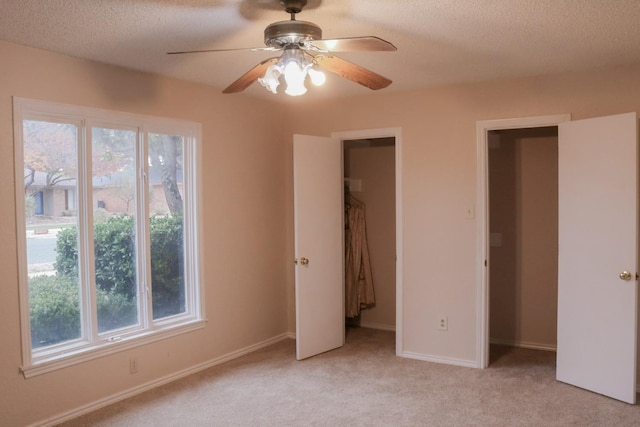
[
  {"x1": 619, "y1": 271, "x2": 632, "y2": 281},
  {"x1": 300, "y1": 257, "x2": 310, "y2": 265}
]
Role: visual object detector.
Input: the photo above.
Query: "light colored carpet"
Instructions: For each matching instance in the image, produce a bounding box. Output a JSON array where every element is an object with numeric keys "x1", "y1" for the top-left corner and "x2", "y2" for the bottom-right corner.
[{"x1": 58, "y1": 327, "x2": 640, "y2": 426}]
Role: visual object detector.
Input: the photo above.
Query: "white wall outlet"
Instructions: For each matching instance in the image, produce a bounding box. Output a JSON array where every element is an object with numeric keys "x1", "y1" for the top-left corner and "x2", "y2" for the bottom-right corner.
[
  {"x1": 129, "y1": 357, "x2": 139, "y2": 374},
  {"x1": 438, "y1": 316, "x2": 448, "y2": 331}
]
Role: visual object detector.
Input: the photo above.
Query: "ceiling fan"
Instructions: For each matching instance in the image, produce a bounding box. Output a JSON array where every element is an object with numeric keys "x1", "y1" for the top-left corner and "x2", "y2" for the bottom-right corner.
[{"x1": 167, "y1": 0, "x2": 396, "y2": 96}]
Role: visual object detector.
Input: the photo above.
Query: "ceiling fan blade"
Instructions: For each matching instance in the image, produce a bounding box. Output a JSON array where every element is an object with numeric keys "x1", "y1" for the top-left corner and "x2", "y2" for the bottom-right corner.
[
  {"x1": 313, "y1": 54, "x2": 392, "y2": 90},
  {"x1": 309, "y1": 36, "x2": 396, "y2": 52},
  {"x1": 167, "y1": 46, "x2": 279, "y2": 55},
  {"x1": 222, "y1": 57, "x2": 280, "y2": 94}
]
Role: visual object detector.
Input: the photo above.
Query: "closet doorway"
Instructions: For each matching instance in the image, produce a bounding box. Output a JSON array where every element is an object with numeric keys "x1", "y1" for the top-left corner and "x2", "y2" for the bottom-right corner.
[
  {"x1": 333, "y1": 128, "x2": 403, "y2": 355},
  {"x1": 487, "y1": 126, "x2": 559, "y2": 361},
  {"x1": 478, "y1": 113, "x2": 638, "y2": 403},
  {"x1": 343, "y1": 137, "x2": 396, "y2": 334}
]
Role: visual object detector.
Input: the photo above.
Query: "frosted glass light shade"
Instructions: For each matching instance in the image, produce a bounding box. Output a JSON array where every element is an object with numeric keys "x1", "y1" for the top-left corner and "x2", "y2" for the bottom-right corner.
[
  {"x1": 308, "y1": 68, "x2": 326, "y2": 86},
  {"x1": 258, "y1": 64, "x2": 282, "y2": 94},
  {"x1": 284, "y1": 61, "x2": 307, "y2": 96}
]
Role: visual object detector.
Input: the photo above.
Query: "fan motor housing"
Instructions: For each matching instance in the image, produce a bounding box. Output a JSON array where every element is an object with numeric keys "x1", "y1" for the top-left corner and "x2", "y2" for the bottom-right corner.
[{"x1": 264, "y1": 20, "x2": 322, "y2": 47}]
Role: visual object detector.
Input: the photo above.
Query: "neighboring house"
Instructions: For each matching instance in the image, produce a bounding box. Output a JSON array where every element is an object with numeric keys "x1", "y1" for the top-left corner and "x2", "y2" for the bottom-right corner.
[
  {"x1": 24, "y1": 170, "x2": 76, "y2": 217},
  {"x1": 25, "y1": 168, "x2": 182, "y2": 218},
  {"x1": 92, "y1": 167, "x2": 184, "y2": 216}
]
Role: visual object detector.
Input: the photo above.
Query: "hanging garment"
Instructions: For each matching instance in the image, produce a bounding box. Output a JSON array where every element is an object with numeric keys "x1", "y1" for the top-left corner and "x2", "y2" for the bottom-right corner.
[{"x1": 345, "y1": 193, "x2": 375, "y2": 318}]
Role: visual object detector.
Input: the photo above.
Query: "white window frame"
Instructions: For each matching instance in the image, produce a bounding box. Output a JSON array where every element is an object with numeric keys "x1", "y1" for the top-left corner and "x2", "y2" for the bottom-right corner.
[{"x1": 14, "y1": 98, "x2": 206, "y2": 378}]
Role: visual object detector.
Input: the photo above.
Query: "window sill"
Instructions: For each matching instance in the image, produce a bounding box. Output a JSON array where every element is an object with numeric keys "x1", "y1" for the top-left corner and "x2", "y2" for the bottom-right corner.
[{"x1": 21, "y1": 319, "x2": 207, "y2": 379}]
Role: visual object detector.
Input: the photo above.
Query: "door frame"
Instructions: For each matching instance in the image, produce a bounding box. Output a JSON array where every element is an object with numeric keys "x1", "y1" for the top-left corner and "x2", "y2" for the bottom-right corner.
[
  {"x1": 475, "y1": 114, "x2": 570, "y2": 368},
  {"x1": 332, "y1": 127, "x2": 404, "y2": 356}
]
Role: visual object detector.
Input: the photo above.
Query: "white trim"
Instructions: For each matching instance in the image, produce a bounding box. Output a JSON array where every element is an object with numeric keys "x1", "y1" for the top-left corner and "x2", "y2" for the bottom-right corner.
[
  {"x1": 30, "y1": 333, "x2": 292, "y2": 427},
  {"x1": 331, "y1": 127, "x2": 403, "y2": 357},
  {"x1": 401, "y1": 351, "x2": 477, "y2": 369},
  {"x1": 13, "y1": 97, "x2": 32, "y2": 367},
  {"x1": 21, "y1": 320, "x2": 206, "y2": 379},
  {"x1": 13, "y1": 97, "x2": 200, "y2": 131},
  {"x1": 475, "y1": 114, "x2": 571, "y2": 369},
  {"x1": 490, "y1": 338, "x2": 557, "y2": 352}
]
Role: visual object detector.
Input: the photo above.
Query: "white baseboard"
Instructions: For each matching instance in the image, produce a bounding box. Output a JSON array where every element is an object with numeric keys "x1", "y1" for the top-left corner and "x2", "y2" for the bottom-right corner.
[
  {"x1": 359, "y1": 321, "x2": 396, "y2": 332},
  {"x1": 287, "y1": 323, "x2": 396, "y2": 337},
  {"x1": 401, "y1": 351, "x2": 477, "y2": 369},
  {"x1": 490, "y1": 338, "x2": 557, "y2": 352},
  {"x1": 33, "y1": 333, "x2": 293, "y2": 427}
]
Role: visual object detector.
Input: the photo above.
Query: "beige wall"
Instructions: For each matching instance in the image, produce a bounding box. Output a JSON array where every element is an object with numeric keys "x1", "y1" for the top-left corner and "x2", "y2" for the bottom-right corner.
[
  {"x1": 3, "y1": 38, "x2": 640, "y2": 425},
  {"x1": 489, "y1": 129, "x2": 558, "y2": 349},
  {"x1": 345, "y1": 143, "x2": 396, "y2": 329},
  {"x1": 0, "y1": 40, "x2": 289, "y2": 426},
  {"x1": 281, "y1": 62, "x2": 640, "y2": 367}
]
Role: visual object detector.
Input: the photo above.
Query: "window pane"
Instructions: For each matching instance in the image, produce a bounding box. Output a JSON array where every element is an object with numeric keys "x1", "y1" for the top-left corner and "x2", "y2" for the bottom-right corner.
[
  {"x1": 23, "y1": 120, "x2": 81, "y2": 349},
  {"x1": 92, "y1": 127, "x2": 139, "y2": 333},
  {"x1": 148, "y1": 133, "x2": 186, "y2": 319}
]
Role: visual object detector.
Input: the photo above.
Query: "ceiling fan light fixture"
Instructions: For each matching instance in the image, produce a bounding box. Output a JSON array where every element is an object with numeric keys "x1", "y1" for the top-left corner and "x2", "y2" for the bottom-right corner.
[
  {"x1": 169, "y1": 0, "x2": 396, "y2": 96},
  {"x1": 283, "y1": 60, "x2": 307, "y2": 96},
  {"x1": 258, "y1": 64, "x2": 283, "y2": 94},
  {"x1": 307, "y1": 68, "x2": 326, "y2": 86},
  {"x1": 258, "y1": 46, "x2": 320, "y2": 96}
]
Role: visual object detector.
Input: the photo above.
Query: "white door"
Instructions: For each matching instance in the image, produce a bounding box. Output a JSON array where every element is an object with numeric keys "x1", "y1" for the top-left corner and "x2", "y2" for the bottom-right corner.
[
  {"x1": 293, "y1": 134, "x2": 344, "y2": 360},
  {"x1": 557, "y1": 112, "x2": 638, "y2": 403}
]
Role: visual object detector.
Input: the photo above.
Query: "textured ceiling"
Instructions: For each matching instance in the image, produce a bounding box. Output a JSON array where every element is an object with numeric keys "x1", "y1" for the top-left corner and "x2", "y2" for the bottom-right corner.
[{"x1": 2, "y1": 0, "x2": 640, "y2": 102}]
